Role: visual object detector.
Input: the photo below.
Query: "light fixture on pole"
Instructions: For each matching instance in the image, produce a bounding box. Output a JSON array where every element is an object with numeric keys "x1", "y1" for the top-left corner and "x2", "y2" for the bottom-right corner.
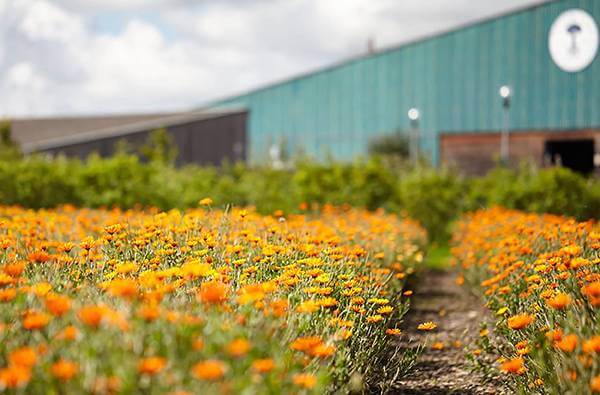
[
  {"x1": 499, "y1": 86, "x2": 511, "y2": 164},
  {"x1": 408, "y1": 108, "x2": 420, "y2": 164}
]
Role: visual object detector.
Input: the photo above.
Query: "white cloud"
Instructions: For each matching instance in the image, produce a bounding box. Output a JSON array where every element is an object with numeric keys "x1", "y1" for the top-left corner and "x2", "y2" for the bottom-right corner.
[
  {"x1": 0, "y1": 0, "x2": 548, "y2": 117},
  {"x1": 7, "y1": 62, "x2": 39, "y2": 88},
  {"x1": 18, "y1": 0, "x2": 84, "y2": 42}
]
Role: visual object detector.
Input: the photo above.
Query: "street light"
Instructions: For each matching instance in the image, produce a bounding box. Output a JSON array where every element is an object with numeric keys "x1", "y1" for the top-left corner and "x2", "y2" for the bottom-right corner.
[
  {"x1": 408, "y1": 108, "x2": 420, "y2": 164},
  {"x1": 499, "y1": 85, "x2": 511, "y2": 164},
  {"x1": 408, "y1": 108, "x2": 420, "y2": 122}
]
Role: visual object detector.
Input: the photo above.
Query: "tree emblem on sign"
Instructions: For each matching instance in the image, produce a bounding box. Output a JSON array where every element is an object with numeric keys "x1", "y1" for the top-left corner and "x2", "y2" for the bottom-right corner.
[{"x1": 567, "y1": 23, "x2": 582, "y2": 54}]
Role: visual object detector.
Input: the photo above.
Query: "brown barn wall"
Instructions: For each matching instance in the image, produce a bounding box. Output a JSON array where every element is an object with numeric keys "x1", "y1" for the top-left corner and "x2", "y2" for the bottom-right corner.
[{"x1": 440, "y1": 130, "x2": 600, "y2": 176}]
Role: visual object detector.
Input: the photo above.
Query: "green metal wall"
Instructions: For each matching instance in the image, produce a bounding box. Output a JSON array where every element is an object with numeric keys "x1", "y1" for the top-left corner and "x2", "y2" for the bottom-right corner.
[{"x1": 214, "y1": 0, "x2": 600, "y2": 164}]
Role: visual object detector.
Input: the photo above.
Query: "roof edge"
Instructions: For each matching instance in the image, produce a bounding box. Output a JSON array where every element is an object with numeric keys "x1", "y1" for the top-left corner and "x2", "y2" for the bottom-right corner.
[
  {"x1": 206, "y1": 0, "x2": 555, "y2": 106},
  {"x1": 23, "y1": 107, "x2": 247, "y2": 153}
]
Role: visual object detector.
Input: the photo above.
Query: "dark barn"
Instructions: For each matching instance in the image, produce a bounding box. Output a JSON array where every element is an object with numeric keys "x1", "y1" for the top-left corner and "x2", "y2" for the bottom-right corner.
[{"x1": 13, "y1": 109, "x2": 248, "y2": 166}]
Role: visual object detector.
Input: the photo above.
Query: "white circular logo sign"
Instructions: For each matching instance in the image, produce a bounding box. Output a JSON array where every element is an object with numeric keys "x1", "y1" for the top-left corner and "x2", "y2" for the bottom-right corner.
[{"x1": 548, "y1": 9, "x2": 598, "y2": 73}]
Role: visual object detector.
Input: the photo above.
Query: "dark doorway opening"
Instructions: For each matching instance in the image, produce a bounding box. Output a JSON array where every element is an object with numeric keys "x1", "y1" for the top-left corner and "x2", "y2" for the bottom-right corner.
[{"x1": 544, "y1": 139, "x2": 594, "y2": 174}]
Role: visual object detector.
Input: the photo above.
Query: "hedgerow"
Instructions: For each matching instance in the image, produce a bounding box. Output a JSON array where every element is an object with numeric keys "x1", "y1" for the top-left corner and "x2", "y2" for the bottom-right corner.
[{"x1": 0, "y1": 154, "x2": 597, "y2": 242}]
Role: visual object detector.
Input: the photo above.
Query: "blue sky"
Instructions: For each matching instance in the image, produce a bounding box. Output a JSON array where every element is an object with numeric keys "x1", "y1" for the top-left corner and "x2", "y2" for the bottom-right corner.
[{"x1": 0, "y1": 0, "x2": 547, "y2": 117}]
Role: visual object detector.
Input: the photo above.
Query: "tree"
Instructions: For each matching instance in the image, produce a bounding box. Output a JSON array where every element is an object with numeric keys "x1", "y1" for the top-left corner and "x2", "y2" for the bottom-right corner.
[
  {"x1": 368, "y1": 131, "x2": 410, "y2": 159},
  {"x1": 140, "y1": 128, "x2": 178, "y2": 165},
  {"x1": 0, "y1": 120, "x2": 22, "y2": 161}
]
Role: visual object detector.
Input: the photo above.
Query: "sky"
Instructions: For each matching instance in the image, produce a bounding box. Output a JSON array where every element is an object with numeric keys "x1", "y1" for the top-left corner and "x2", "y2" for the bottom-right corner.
[{"x1": 0, "y1": 0, "x2": 548, "y2": 118}]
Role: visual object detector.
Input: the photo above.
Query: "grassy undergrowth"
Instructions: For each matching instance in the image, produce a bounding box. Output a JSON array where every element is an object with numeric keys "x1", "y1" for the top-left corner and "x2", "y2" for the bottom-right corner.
[{"x1": 424, "y1": 244, "x2": 452, "y2": 270}]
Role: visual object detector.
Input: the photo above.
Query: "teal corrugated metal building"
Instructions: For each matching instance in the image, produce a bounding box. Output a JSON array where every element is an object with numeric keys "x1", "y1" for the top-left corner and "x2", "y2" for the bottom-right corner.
[{"x1": 213, "y1": 0, "x2": 600, "y2": 165}]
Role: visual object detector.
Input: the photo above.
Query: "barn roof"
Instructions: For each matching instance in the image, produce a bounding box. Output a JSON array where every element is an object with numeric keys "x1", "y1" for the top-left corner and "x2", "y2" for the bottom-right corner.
[{"x1": 6, "y1": 109, "x2": 246, "y2": 153}]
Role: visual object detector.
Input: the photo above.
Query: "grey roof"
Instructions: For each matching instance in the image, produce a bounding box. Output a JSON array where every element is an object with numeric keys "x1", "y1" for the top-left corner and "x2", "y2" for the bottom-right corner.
[{"x1": 7, "y1": 108, "x2": 246, "y2": 153}]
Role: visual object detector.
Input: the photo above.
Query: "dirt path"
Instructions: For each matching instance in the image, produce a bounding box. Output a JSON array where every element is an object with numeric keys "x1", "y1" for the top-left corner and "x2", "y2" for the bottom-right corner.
[{"x1": 389, "y1": 268, "x2": 505, "y2": 394}]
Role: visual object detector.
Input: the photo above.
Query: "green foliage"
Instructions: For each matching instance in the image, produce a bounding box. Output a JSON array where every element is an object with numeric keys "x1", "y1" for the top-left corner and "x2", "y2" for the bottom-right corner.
[
  {"x1": 0, "y1": 152, "x2": 596, "y2": 242},
  {"x1": 140, "y1": 128, "x2": 178, "y2": 165},
  {"x1": 368, "y1": 132, "x2": 410, "y2": 159},
  {"x1": 467, "y1": 165, "x2": 600, "y2": 221},
  {"x1": 396, "y1": 167, "x2": 466, "y2": 242},
  {"x1": 0, "y1": 120, "x2": 22, "y2": 161}
]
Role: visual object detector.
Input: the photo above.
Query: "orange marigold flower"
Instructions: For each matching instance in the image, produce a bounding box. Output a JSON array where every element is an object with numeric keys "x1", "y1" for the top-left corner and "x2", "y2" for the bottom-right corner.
[
  {"x1": 192, "y1": 338, "x2": 204, "y2": 351},
  {"x1": 431, "y1": 342, "x2": 445, "y2": 350},
  {"x1": 56, "y1": 325, "x2": 79, "y2": 341},
  {"x1": 23, "y1": 311, "x2": 51, "y2": 330},
  {"x1": 377, "y1": 306, "x2": 394, "y2": 314},
  {"x1": 583, "y1": 336, "x2": 600, "y2": 354},
  {"x1": 296, "y1": 300, "x2": 319, "y2": 313},
  {"x1": 507, "y1": 314, "x2": 534, "y2": 330},
  {"x1": 0, "y1": 273, "x2": 14, "y2": 287},
  {"x1": 290, "y1": 336, "x2": 322, "y2": 353},
  {"x1": 583, "y1": 282, "x2": 600, "y2": 298},
  {"x1": 198, "y1": 281, "x2": 228, "y2": 305},
  {"x1": 106, "y1": 279, "x2": 138, "y2": 299},
  {"x1": 252, "y1": 358, "x2": 275, "y2": 373},
  {"x1": 45, "y1": 294, "x2": 71, "y2": 317},
  {"x1": 555, "y1": 334, "x2": 578, "y2": 353},
  {"x1": 191, "y1": 360, "x2": 227, "y2": 381},
  {"x1": 417, "y1": 322, "x2": 437, "y2": 331},
  {"x1": 292, "y1": 373, "x2": 317, "y2": 389},
  {"x1": 500, "y1": 357, "x2": 526, "y2": 374},
  {"x1": 0, "y1": 365, "x2": 31, "y2": 388},
  {"x1": 366, "y1": 314, "x2": 383, "y2": 323},
  {"x1": 547, "y1": 293, "x2": 571, "y2": 310},
  {"x1": 137, "y1": 305, "x2": 161, "y2": 322},
  {"x1": 268, "y1": 299, "x2": 288, "y2": 317},
  {"x1": 138, "y1": 357, "x2": 167, "y2": 375},
  {"x1": 78, "y1": 305, "x2": 105, "y2": 328},
  {"x1": 546, "y1": 328, "x2": 563, "y2": 342},
  {"x1": 226, "y1": 339, "x2": 251, "y2": 357},
  {"x1": 310, "y1": 343, "x2": 335, "y2": 358},
  {"x1": 3, "y1": 262, "x2": 26, "y2": 278},
  {"x1": 29, "y1": 250, "x2": 51, "y2": 263},
  {"x1": 334, "y1": 329, "x2": 352, "y2": 341},
  {"x1": 591, "y1": 375, "x2": 600, "y2": 393},
  {"x1": 386, "y1": 328, "x2": 402, "y2": 336},
  {"x1": 51, "y1": 359, "x2": 78, "y2": 381},
  {"x1": 9, "y1": 347, "x2": 37, "y2": 368},
  {"x1": 0, "y1": 288, "x2": 16, "y2": 302},
  {"x1": 31, "y1": 282, "x2": 52, "y2": 297}
]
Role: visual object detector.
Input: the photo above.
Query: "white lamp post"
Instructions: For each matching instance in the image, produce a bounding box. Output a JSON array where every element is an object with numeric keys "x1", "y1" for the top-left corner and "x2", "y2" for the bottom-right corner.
[
  {"x1": 408, "y1": 108, "x2": 420, "y2": 164},
  {"x1": 499, "y1": 86, "x2": 511, "y2": 164}
]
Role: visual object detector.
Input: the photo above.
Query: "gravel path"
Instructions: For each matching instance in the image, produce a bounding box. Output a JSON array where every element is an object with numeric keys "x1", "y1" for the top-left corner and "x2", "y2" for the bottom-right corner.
[{"x1": 388, "y1": 268, "x2": 506, "y2": 394}]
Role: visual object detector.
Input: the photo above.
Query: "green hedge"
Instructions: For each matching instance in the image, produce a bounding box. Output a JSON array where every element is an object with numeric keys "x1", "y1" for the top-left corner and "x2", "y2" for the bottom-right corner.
[{"x1": 0, "y1": 154, "x2": 597, "y2": 242}]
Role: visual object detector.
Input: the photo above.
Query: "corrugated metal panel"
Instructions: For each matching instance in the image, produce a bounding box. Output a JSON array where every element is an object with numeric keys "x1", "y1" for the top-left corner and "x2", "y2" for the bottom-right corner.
[
  {"x1": 215, "y1": 0, "x2": 600, "y2": 164},
  {"x1": 39, "y1": 112, "x2": 248, "y2": 166}
]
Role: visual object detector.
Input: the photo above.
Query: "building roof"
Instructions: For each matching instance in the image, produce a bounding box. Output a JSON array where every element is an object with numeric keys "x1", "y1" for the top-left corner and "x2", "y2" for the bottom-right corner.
[{"x1": 7, "y1": 109, "x2": 246, "y2": 153}]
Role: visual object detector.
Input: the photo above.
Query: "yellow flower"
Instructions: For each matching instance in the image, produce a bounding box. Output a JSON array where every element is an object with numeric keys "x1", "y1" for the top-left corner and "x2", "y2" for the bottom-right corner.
[
  {"x1": 366, "y1": 314, "x2": 384, "y2": 323},
  {"x1": 198, "y1": 198, "x2": 213, "y2": 206},
  {"x1": 417, "y1": 322, "x2": 437, "y2": 331}
]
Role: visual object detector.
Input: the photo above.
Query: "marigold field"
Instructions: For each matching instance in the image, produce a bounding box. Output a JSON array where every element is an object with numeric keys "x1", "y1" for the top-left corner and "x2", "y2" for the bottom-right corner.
[
  {"x1": 0, "y1": 204, "x2": 426, "y2": 394},
  {"x1": 452, "y1": 208, "x2": 600, "y2": 394}
]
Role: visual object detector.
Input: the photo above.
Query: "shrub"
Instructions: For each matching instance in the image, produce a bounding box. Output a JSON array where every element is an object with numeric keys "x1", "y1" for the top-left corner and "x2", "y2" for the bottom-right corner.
[{"x1": 396, "y1": 167, "x2": 466, "y2": 242}]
